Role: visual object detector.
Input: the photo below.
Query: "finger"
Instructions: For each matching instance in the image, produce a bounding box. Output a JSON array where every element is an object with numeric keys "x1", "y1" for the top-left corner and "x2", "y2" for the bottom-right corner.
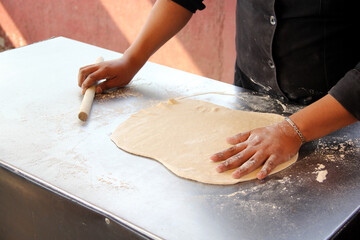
[
  {"x1": 227, "y1": 131, "x2": 250, "y2": 145},
  {"x1": 78, "y1": 65, "x2": 98, "y2": 87},
  {"x1": 95, "y1": 78, "x2": 124, "y2": 94},
  {"x1": 215, "y1": 152, "x2": 244, "y2": 173},
  {"x1": 257, "y1": 154, "x2": 288, "y2": 180},
  {"x1": 257, "y1": 155, "x2": 277, "y2": 180},
  {"x1": 232, "y1": 151, "x2": 266, "y2": 179},
  {"x1": 81, "y1": 70, "x2": 107, "y2": 93},
  {"x1": 216, "y1": 147, "x2": 255, "y2": 173},
  {"x1": 210, "y1": 142, "x2": 247, "y2": 162}
]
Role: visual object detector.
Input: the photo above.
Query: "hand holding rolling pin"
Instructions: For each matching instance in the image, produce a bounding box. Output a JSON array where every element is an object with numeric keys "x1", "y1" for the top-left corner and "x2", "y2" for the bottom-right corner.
[
  {"x1": 78, "y1": 55, "x2": 142, "y2": 121},
  {"x1": 78, "y1": 55, "x2": 142, "y2": 95}
]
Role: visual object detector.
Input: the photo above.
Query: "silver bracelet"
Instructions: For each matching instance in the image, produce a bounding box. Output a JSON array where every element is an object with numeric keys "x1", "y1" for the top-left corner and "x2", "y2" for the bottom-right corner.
[{"x1": 285, "y1": 117, "x2": 306, "y2": 144}]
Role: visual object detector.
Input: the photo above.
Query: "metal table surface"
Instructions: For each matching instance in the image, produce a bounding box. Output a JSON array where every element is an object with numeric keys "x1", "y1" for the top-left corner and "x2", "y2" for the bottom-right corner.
[{"x1": 0, "y1": 37, "x2": 359, "y2": 240}]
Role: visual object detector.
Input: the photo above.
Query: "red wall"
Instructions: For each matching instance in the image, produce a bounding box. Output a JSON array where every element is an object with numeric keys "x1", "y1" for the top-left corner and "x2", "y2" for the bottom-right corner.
[{"x1": 0, "y1": 0, "x2": 236, "y2": 83}]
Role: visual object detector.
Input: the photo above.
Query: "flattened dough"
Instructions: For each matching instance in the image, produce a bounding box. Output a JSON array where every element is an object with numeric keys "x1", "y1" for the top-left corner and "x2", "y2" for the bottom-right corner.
[{"x1": 111, "y1": 99, "x2": 298, "y2": 185}]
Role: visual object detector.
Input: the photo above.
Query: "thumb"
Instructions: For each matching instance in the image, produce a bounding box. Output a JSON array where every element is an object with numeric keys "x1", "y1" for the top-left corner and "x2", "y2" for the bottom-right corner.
[{"x1": 95, "y1": 78, "x2": 124, "y2": 93}]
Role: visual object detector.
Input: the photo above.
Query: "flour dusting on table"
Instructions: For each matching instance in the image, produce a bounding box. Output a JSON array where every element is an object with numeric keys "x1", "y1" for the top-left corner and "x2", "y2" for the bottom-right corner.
[
  {"x1": 95, "y1": 86, "x2": 142, "y2": 102},
  {"x1": 316, "y1": 170, "x2": 328, "y2": 183},
  {"x1": 313, "y1": 164, "x2": 328, "y2": 183}
]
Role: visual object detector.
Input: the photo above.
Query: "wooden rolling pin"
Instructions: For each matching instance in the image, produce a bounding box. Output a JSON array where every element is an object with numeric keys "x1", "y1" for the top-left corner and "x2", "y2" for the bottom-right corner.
[{"x1": 78, "y1": 56, "x2": 104, "y2": 121}]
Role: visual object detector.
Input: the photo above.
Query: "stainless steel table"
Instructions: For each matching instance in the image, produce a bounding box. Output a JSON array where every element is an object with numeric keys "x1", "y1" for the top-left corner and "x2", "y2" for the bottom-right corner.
[{"x1": 0, "y1": 37, "x2": 359, "y2": 240}]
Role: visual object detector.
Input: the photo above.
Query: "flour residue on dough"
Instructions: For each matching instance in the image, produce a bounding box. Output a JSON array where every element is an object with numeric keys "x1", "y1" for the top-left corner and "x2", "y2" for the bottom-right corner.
[{"x1": 111, "y1": 99, "x2": 298, "y2": 185}]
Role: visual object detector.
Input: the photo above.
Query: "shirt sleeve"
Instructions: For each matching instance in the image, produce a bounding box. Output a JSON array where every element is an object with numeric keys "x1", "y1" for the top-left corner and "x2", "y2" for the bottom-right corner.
[
  {"x1": 329, "y1": 62, "x2": 360, "y2": 120},
  {"x1": 171, "y1": 0, "x2": 206, "y2": 13}
]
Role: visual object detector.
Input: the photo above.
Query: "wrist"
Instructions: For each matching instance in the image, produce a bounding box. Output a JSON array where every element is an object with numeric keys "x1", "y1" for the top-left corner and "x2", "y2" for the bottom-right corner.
[
  {"x1": 284, "y1": 117, "x2": 306, "y2": 145},
  {"x1": 123, "y1": 46, "x2": 148, "y2": 70}
]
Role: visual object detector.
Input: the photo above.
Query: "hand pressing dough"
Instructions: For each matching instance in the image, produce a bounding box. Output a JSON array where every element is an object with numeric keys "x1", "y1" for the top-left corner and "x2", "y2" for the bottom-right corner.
[{"x1": 111, "y1": 99, "x2": 298, "y2": 185}]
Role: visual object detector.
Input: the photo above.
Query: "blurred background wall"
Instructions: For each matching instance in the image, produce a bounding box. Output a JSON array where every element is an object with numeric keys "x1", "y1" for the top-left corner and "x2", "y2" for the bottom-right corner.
[{"x1": 0, "y1": 0, "x2": 236, "y2": 83}]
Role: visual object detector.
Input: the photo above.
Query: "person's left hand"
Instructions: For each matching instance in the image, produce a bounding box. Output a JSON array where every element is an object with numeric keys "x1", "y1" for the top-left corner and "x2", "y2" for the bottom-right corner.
[{"x1": 210, "y1": 119, "x2": 302, "y2": 180}]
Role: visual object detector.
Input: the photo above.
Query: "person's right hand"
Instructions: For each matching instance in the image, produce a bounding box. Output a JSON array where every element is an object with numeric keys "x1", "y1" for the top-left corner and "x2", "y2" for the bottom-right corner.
[
  {"x1": 78, "y1": 56, "x2": 140, "y2": 95},
  {"x1": 78, "y1": 0, "x2": 193, "y2": 95}
]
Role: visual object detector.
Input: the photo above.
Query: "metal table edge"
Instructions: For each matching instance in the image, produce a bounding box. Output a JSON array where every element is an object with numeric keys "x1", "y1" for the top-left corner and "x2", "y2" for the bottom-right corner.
[{"x1": 0, "y1": 158, "x2": 162, "y2": 240}]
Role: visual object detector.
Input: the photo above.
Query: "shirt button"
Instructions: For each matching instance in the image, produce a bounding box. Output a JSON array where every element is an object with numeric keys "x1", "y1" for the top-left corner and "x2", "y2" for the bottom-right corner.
[
  {"x1": 270, "y1": 15, "x2": 276, "y2": 25},
  {"x1": 268, "y1": 59, "x2": 275, "y2": 69}
]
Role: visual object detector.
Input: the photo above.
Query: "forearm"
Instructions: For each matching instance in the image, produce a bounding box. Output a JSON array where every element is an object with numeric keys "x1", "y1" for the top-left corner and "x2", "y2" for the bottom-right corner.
[
  {"x1": 289, "y1": 94, "x2": 358, "y2": 142},
  {"x1": 124, "y1": 0, "x2": 193, "y2": 68}
]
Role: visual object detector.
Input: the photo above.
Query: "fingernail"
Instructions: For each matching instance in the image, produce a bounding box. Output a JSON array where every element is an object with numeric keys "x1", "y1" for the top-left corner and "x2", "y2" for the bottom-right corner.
[
  {"x1": 232, "y1": 168, "x2": 244, "y2": 178},
  {"x1": 96, "y1": 86, "x2": 102, "y2": 94},
  {"x1": 226, "y1": 137, "x2": 233, "y2": 142},
  {"x1": 216, "y1": 165, "x2": 223, "y2": 173},
  {"x1": 232, "y1": 170, "x2": 240, "y2": 178},
  {"x1": 210, "y1": 154, "x2": 220, "y2": 162},
  {"x1": 257, "y1": 171, "x2": 266, "y2": 180}
]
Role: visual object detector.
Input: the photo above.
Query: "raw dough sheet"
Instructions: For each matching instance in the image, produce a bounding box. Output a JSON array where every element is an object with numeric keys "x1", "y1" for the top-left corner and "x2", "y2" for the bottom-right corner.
[{"x1": 111, "y1": 99, "x2": 298, "y2": 185}]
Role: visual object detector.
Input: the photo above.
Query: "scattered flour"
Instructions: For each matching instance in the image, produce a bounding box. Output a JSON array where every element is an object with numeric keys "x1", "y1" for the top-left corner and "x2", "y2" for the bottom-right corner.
[
  {"x1": 315, "y1": 164, "x2": 325, "y2": 171},
  {"x1": 176, "y1": 91, "x2": 302, "y2": 114},
  {"x1": 316, "y1": 170, "x2": 328, "y2": 183},
  {"x1": 196, "y1": 175, "x2": 306, "y2": 225},
  {"x1": 313, "y1": 164, "x2": 328, "y2": 183},
  {"x1": 277, "y1": 176, "x2": 291, "y2": 184},
  {"x1": 314, "y1": 138, "x2": 359, "y2": 164},
  {"x1": 97, "y1": 176, "x2": 133, "y2": 190},
  {"x1": 325, "y1": 155, "x2": 336, "y2": 162},
  {"x1": 95, "y1": 86, "x2": 142, "y2": 102},
  {"x1": 217, "y1": 176, "x2": 294, "y2": 199}
]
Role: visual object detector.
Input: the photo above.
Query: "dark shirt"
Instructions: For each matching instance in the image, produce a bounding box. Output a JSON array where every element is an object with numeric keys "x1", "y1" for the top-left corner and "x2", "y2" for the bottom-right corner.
[{"x1": 172, "y1": 0, "x2": 360, "y2": 120}]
